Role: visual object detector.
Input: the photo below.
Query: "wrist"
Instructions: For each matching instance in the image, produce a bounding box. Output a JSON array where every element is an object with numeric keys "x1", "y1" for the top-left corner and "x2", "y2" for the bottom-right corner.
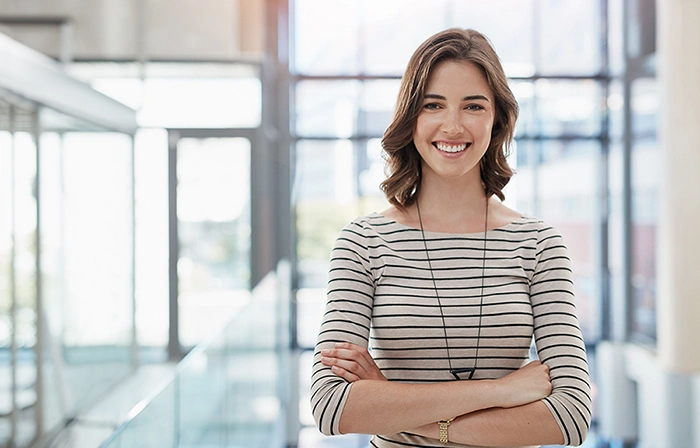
[
  {"x1": 489, "y1": 378, "x2": 513, "y2": 408},
  {"x1": 477, "y1": 379, "x2": 504, "y2": 408}
]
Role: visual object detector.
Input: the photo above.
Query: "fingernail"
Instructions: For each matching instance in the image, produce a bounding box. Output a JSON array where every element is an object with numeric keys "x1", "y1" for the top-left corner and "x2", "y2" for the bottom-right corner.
[
  {"x1": 335, "y1": 342, "x2": 345, "y2": 348},
  {"x1": 321, "y1": 357, "x2": 330, "y2": 363},
  {"x1": 321, "y1": 349, "x2": 329, "y2": 355}
]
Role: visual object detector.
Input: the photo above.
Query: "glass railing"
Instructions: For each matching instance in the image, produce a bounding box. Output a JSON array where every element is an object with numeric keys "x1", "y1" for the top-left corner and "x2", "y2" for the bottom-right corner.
[{"x1": 100, "y1": 261, "x2": 292, "y2": 448}]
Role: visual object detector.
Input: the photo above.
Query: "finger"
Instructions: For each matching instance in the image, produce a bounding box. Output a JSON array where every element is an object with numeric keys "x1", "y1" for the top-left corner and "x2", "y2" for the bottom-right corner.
[
  {"x1": 331, "y1": 365, "x2": 360, "y2": 383},
  {"x1": 323, "y1": 357, "x2": 368, "y2": 376},
  {"x1": 337, "y1": 342, "x2": 376, "y2": 366},
  {"x1": 325, "y1": 348, "x2": 374, "y2": 372}
]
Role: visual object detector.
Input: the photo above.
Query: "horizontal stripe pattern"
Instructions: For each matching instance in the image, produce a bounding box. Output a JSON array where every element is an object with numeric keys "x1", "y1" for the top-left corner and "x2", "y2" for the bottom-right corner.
[{"x1": 311, "y1": 213, "x2": 591, "y2": 447}]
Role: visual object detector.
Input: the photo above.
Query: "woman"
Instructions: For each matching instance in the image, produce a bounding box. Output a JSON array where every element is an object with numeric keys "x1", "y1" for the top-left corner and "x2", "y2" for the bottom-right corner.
[{"x1": 310, "y1": 28, "x2": 591, "y2": 447}]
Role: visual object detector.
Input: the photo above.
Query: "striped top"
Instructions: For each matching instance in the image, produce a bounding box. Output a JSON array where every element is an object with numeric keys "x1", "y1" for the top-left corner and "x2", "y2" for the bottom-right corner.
[{"x1": 310, "y1": 213, "x2": 592, "y2": 447}]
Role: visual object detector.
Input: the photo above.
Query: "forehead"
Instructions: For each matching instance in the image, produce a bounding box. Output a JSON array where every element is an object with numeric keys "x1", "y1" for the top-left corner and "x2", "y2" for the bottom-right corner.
[{"x1": 425, "y1": 60, "x2": 493, "y2": 97}]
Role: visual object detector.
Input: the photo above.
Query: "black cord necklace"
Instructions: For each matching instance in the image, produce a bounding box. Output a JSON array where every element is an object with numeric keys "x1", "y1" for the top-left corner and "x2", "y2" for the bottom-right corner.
[{"x1": 416, "y1": 198, "x2": 489, "y2": 380}]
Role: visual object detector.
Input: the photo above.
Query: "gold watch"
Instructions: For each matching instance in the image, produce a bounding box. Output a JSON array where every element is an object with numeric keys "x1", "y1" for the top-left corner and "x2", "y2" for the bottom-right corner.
[{"x1": 438, "y1": 417, "x2": 455, "y2": 444}]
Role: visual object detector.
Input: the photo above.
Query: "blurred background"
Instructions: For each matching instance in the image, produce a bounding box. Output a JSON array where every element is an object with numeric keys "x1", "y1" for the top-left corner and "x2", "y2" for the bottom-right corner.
[{"x1": 1, "y1": 0, "x2": 698, "y2": 447}]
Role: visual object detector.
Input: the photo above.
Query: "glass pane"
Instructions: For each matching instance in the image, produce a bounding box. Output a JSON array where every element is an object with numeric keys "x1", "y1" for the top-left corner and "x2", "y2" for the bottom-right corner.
[
  {"x1": 359, "y1": 138, "x2": 387, "y2": 198},
  {"x1": 451, "y1": 0, "x2": 535, "y2": 77},
  {"x1": 359, "y1": 81, "x2": 400, "y2": 137},
  {"x1": 630, "y1": 138, "x2": 658, "y2": 342},
  {"x1": 535, "y1": 80, "x2": 602, "y2": 137},
  {"x1": 296, "y1": 289, "x2": 326, "y2": 351},
  {"x1": 294, "y1": 139, "x2": 358, "y2": 290},
  {"x1": 631, "y1": 78, "x2": 658, "y2": 138},
  {"x1": 296, "y1": 80, "x2": 399, "y2": 138},
  {"x1": 12, "y1": 131, "x2": 38, "y2": 447},
  {"x1": 608, "y1": 141, "x2": 625, "y2": 339},
  {"x1": 38, "y1": 132, "x2": 65, "y2": 433},
  {"x1": 177, "y1": 138, "x2": 252, "y2": 347},
  {"x1": 608, "y1": 0, "x2": 625, "y2": 76},
  {"x1": 138, "y1": 77, "x2": 261, "y2": 128},
  {"x1": 512, "y1": 140, "x2": 537, "y2": 214},
  {"x1": 104, "y1": 282, "x2": 283, "y2": 447},
  {"x1": 0, "y1": 128, "x2": 10, "y2": 445},
  {"x1": 511, "y1": 81, "x2": 535, "y2": 137},
  {"x1": 53, "y1": 132, "x2": 134, "y2": 420},
  {"x1": 72, "y1": 62, "x2": 262, "y2": 129},
  {"x1": 629, "y1": 78, "x2": 659, "y2": 342},
  {"x1": 294, "y1": 139, "x2": 387, "y2": 291},
  {"x1": 609, "y1": 81, "x2": 624, "y2": 140},
  {"x1": 361, "y1": 0, "x2": 448, "y2": 76},
  {"x1": 135, "y1": 129, "x2": 170, "y2": 349},
  {"x1": 295, "y1": 139, "x2": 389, "y2": 349},
  {"x1": 295, "y1": 81, "x2": 361, "y2": 138},
  {"x1": 60, "y1": 133, "x2": 133, "y2": 348},
  {"x1": 518, "y1": 140, "x2": 602, "y2": 342},
  {"x1": 538, "y1": 0, "x2": 601, "y2": 75},
  {"x1": 293, "y1": 0, "x2": 360, "y2": 75}
]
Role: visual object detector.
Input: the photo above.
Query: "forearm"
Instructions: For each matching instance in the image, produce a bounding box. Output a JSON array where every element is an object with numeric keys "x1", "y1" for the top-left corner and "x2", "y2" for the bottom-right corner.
[
  {"x1": 408, "y1": 400, "x2": 564, "y2": 447},
  {"x1": 339, "y1": 378, "x2": 503, "y2": 435}
]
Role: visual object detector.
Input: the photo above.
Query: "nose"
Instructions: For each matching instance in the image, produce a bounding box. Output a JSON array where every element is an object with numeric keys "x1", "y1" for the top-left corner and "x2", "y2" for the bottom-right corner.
[{"x1": 442, "y1": 110, "x2": 464, "y2": 135}]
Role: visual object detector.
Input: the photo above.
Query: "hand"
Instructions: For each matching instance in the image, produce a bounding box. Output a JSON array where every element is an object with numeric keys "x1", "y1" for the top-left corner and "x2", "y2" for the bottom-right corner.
[
  {"x1": 493, "y1": 360, "x2": 552, "y2": 408},
  {"x1": 321, "y1": 342, "x2": 388, "y2": 382}
]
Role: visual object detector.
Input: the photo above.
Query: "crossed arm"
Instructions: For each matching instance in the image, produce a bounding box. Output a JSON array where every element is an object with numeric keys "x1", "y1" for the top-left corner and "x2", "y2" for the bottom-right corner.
[
  {"x1": 321, "y1": 342, "x2": 564, "y2": 446},
  {"x1": 313, "y1": 223, "x2": 591, "y2": 445}
]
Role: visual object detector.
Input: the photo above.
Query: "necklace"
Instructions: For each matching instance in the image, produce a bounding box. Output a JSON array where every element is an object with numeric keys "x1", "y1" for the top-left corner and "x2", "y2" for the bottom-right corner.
[{"x1": 416, "y1": 198, "x2": 489, "y2": 380}]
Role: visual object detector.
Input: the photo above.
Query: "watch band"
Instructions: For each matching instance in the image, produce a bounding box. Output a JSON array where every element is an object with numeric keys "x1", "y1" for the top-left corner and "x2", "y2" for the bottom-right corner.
[{"x1": 438, "y1": 417, "x2": 454, "y2": 444}]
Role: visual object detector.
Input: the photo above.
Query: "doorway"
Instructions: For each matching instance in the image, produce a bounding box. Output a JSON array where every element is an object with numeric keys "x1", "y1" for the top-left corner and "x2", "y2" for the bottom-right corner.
[{"x1": 167, "y1": 129, "x2": 256, "y2": 357}]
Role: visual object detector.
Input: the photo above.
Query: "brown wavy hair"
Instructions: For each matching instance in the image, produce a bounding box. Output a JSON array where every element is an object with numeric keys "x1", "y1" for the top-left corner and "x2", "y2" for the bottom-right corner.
[{"x1": 380, "y1": 28, "x2": 518, "y2": 208}]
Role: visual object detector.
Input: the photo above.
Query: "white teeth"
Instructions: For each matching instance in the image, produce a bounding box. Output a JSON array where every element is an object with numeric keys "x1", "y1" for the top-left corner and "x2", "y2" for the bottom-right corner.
[{"x1": 436, "y1": 142, "x2": 467, "y2": 153}]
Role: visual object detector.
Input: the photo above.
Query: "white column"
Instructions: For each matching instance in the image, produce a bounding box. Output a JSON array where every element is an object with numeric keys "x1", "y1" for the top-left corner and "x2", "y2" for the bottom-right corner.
[{"x1": 657, "y1": 0, "x2": 700, "y2": 373}]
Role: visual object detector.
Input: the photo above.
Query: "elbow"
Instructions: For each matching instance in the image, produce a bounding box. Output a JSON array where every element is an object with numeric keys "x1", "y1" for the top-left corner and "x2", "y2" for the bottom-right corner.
[
  {"x1": 310, "y1": 380, "x2": 352, "y2": 437},
  {"x1": 312, "y1": 401, "x2": 351, "y2": 436},
  {"x1": 314, "y1": 414, "x2": 350, "y2": 437},
  {"x1": 312, "y1": 407, "x2": 336, "y2": 436},
  {"x1": 568, "y1": 421, "x2": 590, "y2": 447},
  {"x1": 311, "y1": 399, "x2": 338, "y2": 436},
  {"x1": 314, "y1": 420, "x2": 335, "y2": 437},
  {"x1": 544, "y1": 392, "x2": 591, "y2": 447}
]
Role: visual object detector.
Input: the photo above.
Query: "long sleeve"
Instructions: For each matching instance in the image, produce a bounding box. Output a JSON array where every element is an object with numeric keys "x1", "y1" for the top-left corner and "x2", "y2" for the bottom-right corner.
[
  {"x1": 530, "y1": 225, "x2": 592, "y2": 446},
  {"x1": 310, "y1": 222, "x2": 376, "y2": 436}
]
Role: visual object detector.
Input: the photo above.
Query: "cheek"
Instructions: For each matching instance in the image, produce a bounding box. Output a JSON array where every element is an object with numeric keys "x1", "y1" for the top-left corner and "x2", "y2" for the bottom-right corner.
[
  {"x1": 476, "y1": 117, "x2": 495, "y2": 139},
  {"x1": 415, "y1": 114, "x2": 439, "y2": 134}
]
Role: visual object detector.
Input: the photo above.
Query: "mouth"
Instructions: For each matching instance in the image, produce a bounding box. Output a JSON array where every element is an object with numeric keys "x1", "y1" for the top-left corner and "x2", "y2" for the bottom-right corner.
[{"x1": 434, "y1": 142, "x2": 470, "y2": 153}]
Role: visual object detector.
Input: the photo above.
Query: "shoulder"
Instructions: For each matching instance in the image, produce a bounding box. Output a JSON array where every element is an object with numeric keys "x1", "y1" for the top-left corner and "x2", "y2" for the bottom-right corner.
[
  {"x1": 500, "y1": 211, "x2": 559, "y2": 235},
  {"x1": 335, "y1": 213, "x2": 392, "y2": 249},
  {"x1": 335, "y1": 212, "x2": 421, "y2": 250},
  {"x1": 341, "y1": 212, "x2": 394, "y2": 236},
  {"x1": 514, "y1": 217, "x2": 570, "y2": 260},
  {"x1": 494, "y1": 213, "x2": 568, "y2": 248}
]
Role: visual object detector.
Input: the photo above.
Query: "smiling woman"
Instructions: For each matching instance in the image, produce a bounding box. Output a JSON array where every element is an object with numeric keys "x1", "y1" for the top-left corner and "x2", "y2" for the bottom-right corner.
[
  {"x1": 310, "y1": 28, "x2": 592, "y2": 448},
  {"x1": 412, "y1": 61, "x2": 495, "y2": 184}
]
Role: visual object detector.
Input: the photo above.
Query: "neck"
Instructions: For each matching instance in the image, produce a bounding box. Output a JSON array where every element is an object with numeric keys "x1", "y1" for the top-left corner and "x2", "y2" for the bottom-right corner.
[{"x1": 415, "y1": 170, "x2": 488, "y2": 231}]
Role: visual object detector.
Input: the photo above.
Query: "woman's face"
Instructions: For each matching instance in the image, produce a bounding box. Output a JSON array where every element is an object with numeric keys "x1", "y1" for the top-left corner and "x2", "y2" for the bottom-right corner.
[{"x1": 413, "y1": 60, "x2": 495, "y2": 184}]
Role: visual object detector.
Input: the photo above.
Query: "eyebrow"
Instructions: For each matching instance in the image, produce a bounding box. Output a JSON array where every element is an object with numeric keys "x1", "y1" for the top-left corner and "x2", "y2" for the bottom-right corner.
[{"x1": 423, "y1": 93, "x2": 491, "y2": 102}]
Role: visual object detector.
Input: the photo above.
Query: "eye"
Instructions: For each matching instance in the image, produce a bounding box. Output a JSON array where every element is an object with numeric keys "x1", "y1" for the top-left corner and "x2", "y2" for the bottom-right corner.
[
  {"x1": 465, "y1": 104, "x2": 485, "y2": 111},
  {"x1": 423, "y1": 102, "x2": 441, "y2": 110}
]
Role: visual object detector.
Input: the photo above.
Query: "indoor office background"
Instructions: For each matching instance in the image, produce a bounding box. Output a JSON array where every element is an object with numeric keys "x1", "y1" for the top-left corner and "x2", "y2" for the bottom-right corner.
[{"x1": 0, "y1": 0, "x2": 698, "y2": 448}]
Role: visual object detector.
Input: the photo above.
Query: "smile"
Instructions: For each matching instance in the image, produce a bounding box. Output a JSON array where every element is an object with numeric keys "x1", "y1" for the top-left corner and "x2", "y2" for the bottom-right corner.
[{"x1": 434, "y1": 142, "x2": 469, "y2": 153}]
